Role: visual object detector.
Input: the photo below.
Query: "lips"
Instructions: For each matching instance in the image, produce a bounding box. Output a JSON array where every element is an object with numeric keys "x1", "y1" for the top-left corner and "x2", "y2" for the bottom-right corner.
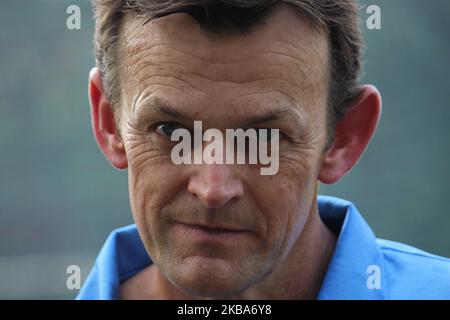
[
  {"x1": 182, "y1": 223, "x2": 245, "y2": 234},
  {"x1": 172, "y1": 221, "x2": 250, "y2": 241}
]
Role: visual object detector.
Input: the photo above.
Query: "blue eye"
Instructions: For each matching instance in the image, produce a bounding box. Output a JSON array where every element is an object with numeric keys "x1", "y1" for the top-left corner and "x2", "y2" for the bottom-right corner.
[{"x1": 155, "y1": 122, "x2": 184, "y2": 138}]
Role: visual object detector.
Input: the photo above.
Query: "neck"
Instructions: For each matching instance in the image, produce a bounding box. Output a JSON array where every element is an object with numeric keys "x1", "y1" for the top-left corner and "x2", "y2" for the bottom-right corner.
[{"x1": 121, "y1": 198, "x2": 336, "y2": 300}]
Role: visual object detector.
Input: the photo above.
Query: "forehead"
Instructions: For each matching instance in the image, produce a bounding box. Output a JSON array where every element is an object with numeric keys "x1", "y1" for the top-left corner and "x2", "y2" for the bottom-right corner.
[{"x1": 118, "y1": 5, "x2": 330, "y2": 117}]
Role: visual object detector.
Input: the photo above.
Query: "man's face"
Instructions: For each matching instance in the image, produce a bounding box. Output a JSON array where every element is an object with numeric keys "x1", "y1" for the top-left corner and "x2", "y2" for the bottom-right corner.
[{"x1": 118, "y1": 6, "x2": 330, "y2": 297}]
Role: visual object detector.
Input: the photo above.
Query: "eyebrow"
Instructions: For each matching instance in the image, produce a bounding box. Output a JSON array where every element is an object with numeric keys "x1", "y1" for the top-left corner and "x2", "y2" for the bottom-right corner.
[
  {"x1": 139, "y1": 96, "x2": 303, "y2": 128},
  {"x1": 245, "y1": 108, "x2": 295, "y2": 126},
  {"x1": 158, "y1": 105, "x2": 191, "y2": 121},
  {"x1": 134, "y1": 96, "x2": 193, "y2": 121}
]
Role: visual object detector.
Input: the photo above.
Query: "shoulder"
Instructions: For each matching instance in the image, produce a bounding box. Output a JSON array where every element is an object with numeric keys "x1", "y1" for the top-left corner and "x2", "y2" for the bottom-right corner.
[{"x1": 377, "y1": 239, "x2": 450, "y2": 299}]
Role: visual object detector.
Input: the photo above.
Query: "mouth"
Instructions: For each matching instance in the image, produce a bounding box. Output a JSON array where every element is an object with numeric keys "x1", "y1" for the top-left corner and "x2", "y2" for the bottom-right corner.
[{"x1": 173, "y1": 222, "x2": 249, "y2": 242}]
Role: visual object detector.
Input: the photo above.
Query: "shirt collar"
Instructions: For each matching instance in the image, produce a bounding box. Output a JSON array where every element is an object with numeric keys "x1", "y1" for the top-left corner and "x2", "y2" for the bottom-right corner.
[
  {"x1": 317, "y1": 196, "x2": 386, "y2": 299},
  {"x1": 78, "y1": 225, "x2": 151, "y2": 299}
]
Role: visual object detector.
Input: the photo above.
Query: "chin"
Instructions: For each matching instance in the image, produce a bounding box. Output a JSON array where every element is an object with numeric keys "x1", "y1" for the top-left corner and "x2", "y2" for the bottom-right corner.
[
  {"x1": 177, "y1": 277, "x2": 247, "y2": 299},
  {"x1": 168, "y1": 256, "x2": 254, "y2": 299}
]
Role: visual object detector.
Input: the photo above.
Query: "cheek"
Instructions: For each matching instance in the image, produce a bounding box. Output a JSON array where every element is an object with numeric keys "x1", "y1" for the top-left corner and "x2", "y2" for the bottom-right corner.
[
  {"x1": 253, "y1": 156, "x2": 318, "y2": 252},
  {"x1": 124, "y1": 136, "x2": 183, "y2": 233}
]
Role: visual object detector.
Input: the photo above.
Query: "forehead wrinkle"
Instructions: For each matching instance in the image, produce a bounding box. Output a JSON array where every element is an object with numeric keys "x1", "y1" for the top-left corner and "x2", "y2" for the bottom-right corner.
[
  {"x1": 129, "y1": 49, "x2": 322, "y2": 95},
  {"x1": 120, "y1": 8, "x2": 328, "y2": 74},
  {"x1": 130, "y1": 83, "x2": 187, "y2": 117},
  {"x1": 124, "y1": 38, "x2": 301, "y2": 78},
  {"x1": 120, "y1": 45, "x2": 211, "y2": 110},
  {"x1": 124, "y1": 43, "x2": 321, "y2": 106},
  {"x1": 118, "y1": 7, "x2": 330, "y2": 121}
]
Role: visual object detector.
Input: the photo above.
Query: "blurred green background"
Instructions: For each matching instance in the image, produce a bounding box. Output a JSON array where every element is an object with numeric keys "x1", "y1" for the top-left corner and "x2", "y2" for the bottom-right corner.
[{"x1": 0, "y1": 0, "x2": 449, "y2": 299}]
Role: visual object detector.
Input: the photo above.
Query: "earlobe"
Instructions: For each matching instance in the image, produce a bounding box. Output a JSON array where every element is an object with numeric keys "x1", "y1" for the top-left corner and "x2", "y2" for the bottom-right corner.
[
  {"x1": 89, "y1": 67, "x2": 128, "y2": 170},
  {"x1": 318, "y1": 85, "x2": 382, "y2": 184}
]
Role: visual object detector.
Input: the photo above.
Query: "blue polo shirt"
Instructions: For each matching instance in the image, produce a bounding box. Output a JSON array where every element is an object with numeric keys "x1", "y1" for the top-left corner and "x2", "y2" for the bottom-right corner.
[{"x1": 77, "y1": 196, "x2": 450, "y2": 299}]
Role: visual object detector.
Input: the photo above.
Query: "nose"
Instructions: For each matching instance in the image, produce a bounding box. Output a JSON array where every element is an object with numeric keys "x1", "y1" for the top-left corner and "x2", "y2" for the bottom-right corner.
[{"x1": 187, "y1": 164, "x2": 244, "y2": 208}]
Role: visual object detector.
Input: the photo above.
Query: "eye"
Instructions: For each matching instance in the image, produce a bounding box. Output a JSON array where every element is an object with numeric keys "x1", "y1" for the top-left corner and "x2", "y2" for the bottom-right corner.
[{"x1": 154, "y1": 122, "x2": 185, "y2": 139}]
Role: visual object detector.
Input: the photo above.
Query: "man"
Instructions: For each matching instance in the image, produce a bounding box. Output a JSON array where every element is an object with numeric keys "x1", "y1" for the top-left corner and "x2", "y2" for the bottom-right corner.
[{"x1": 78, "y1": 0, "x2": 450, "y2": 299}]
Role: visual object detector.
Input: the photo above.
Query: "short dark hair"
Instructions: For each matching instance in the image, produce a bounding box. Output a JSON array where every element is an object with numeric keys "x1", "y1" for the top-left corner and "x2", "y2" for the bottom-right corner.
[{"x1": 92, "y1": 0, "x2": 363, "y2": 142}]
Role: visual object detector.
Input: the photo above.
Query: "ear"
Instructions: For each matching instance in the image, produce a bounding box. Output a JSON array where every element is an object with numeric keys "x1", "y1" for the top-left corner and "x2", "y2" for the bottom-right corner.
[
  {"x1": 89, "y1": 67, "x2": 128, "y2": 170},
  {"x1": 318, "y1": 85, "x2": 382, "y2": 184}
]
